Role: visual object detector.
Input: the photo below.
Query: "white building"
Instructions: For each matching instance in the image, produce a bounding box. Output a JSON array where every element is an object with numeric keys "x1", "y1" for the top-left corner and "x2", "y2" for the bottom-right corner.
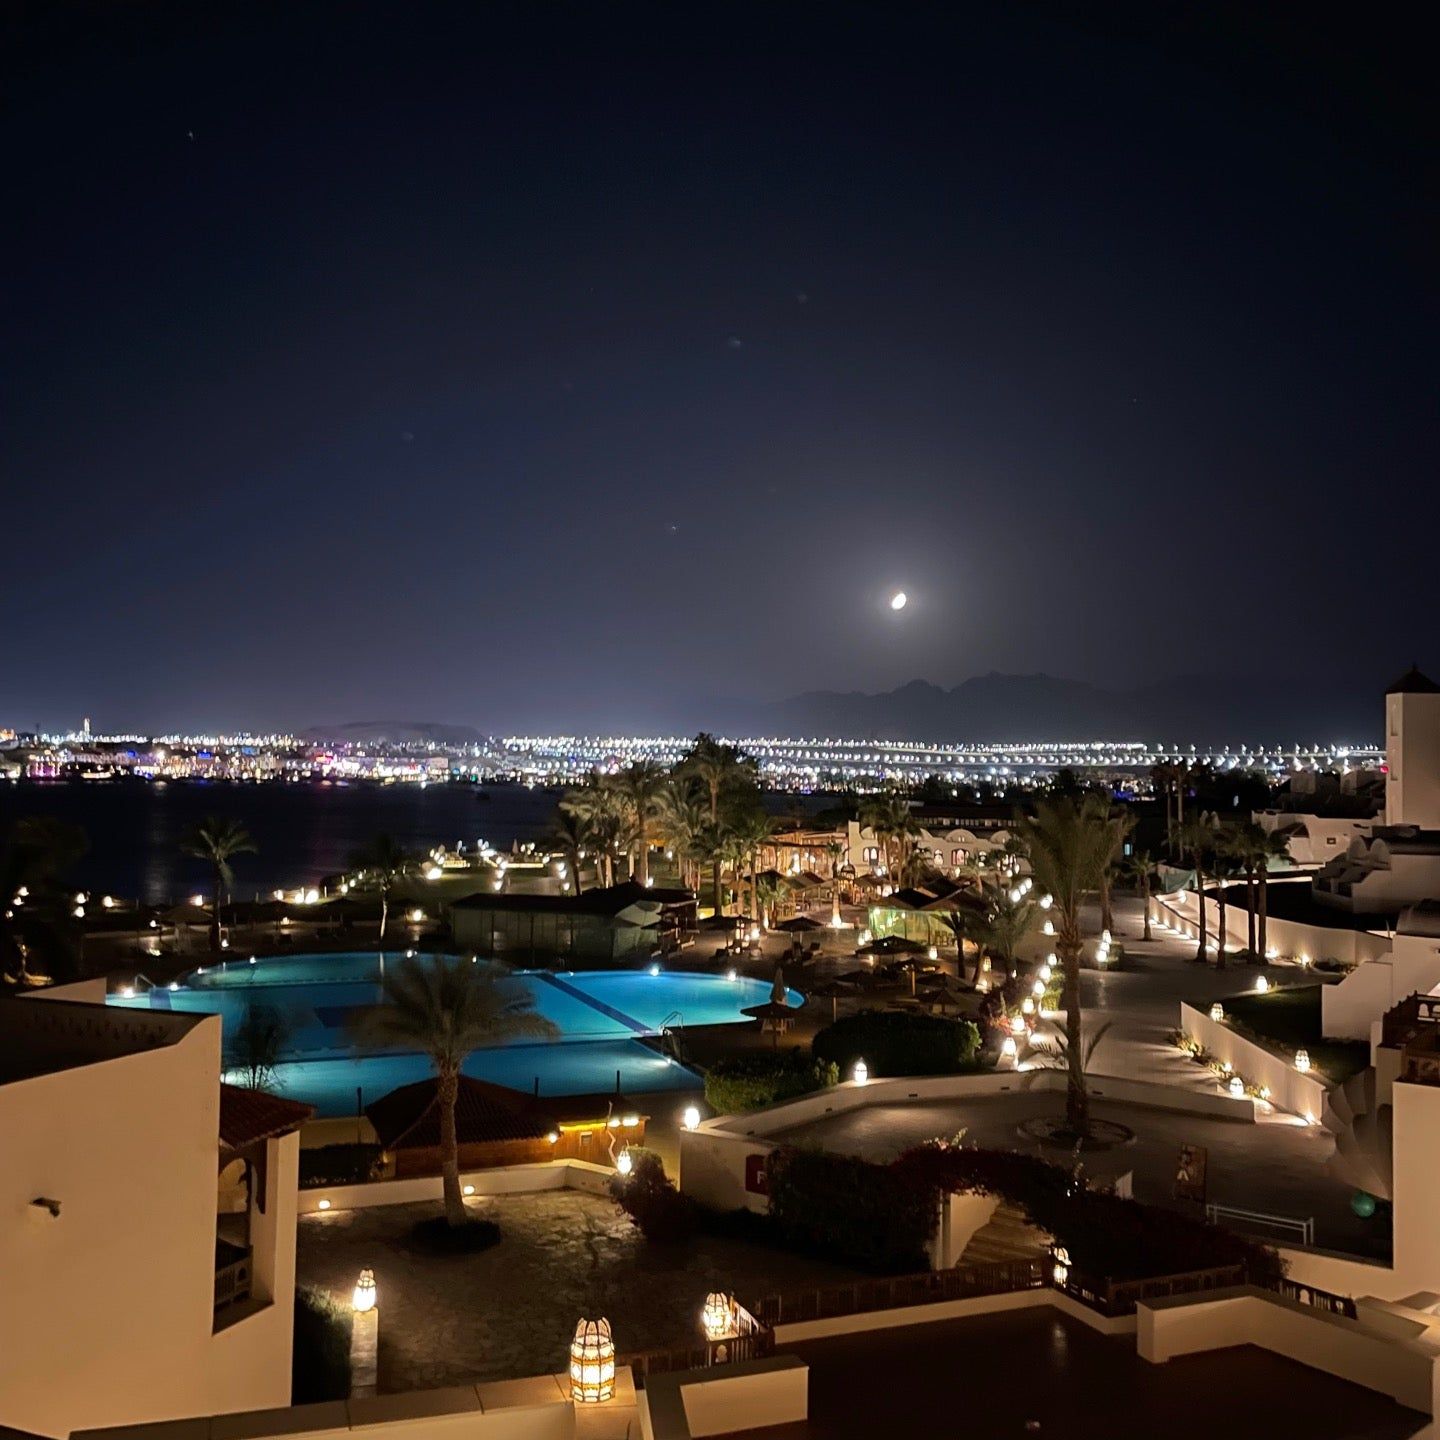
[{"x1": 0, "y1": 983, "x2": 307, "y2": 1438}]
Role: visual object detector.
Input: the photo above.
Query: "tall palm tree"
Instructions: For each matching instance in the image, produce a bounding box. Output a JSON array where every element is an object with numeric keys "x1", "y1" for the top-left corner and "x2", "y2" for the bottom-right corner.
[
  {"x1": 679, "y1": 735, "x2": 758, "y2": 914},
  {"x1": 559, "y1": 779, "x2": 624, "y2": 889},
  {"x1": 1120, "y1": 849, "x2": 1155, "y2": 940},
  {"x1": 1255, "y1": 826, "x2": 1291, "y2": 961},
  {"x1": 1226, "y1": 822, "x2": 1268, "y2": 957},
  {"x1": 182, "y1": 816, "x2": 257, "y2": 951},
  {"x1": 729, "y1": 810, "x2": 776, "y2": 922},
  {"x1": 348, "y1": 833, "x2": 418, "y2": 940},
  {"x1": 618, "y1": 760, "x2": 668, "y2": 886},
  {"x1": 938, "y1": 889, "x2": 990, "y2": 982},
  {"x1": 0, "y1": 817, "x2": 88, "y2": 986},
  {"x1": 1086, "y1": 797, "x2": 1134, "y2": 937},
  {"x1": 1019, "y1": 798, "x2": 1114, "y2": 1136},
  {"x1": 824, "y1": 839, "x2": 845, "y2": 927},
  {"x1": 654, "y1": 780, "x2": 708, "y2": 892},
  {"x1": 977, "y1": 890, "x2": 1037, "y2": 974},
  {"x1": 859, "y1": 793, "x2": 918, "y2": 878},
  {"x1": 1179, "y1": 813, "x2": 1217, "y2": 964},
  {"x1": 548, "y1": 808, "x2": 587, "y2": 894},
  {"x1": 354, "y1": 957, "x2": 559, "y2": 1227}
]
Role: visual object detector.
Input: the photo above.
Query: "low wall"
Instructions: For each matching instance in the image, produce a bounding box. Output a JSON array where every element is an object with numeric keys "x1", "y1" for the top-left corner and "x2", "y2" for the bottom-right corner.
[
  {"x1": 1138, "y1": 1286, "x2": 1437, "y2": 1415},
  {"x1": 1156, "y1": 891, "x2": 1391, "y2": 969},
  {"x1": 298, "y1": 1160, "x2": 614, "y2": 1214},
  {"x1": 681, "y1": 1068, "x2": 1253, "y2": 1215},
  {"x1": 1276, "y1": 1245, "x2": 1409, "y2": 1301},
  {"x1": 640, "y1": 1357, "x2": 808, "y2": 1440},
  {"x1": 1179, "y1": 1002, "x2": 1329, "y2": 1123}
]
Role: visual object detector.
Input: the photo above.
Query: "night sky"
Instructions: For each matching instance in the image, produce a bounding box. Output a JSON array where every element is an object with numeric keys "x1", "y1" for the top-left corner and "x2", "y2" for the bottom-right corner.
[{"x1": 5, "y1": 3, "x2": 1436, "y2": 736}]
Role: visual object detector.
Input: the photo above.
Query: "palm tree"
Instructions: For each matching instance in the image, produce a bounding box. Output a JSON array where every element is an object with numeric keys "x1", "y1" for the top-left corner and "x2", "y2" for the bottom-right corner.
[
  {"x1": 1120, "y1": 849, "x2": 1155, "y2": 940},
  {"x1": 1019, "y1": 798, "x2": 1114, "y2": 1136},
  {"x1": 824, "y1": 839, "x2": 845, "y2": 927},
  {"x1": 1210, "y1": 827, "x2": 1245, "y2": 970},
  {"x1": 977, "y1": 890, "x2": 1037, "y2": 975},
  {"x1": 559, "y1": 779, "x2": 624, "y2": 889},
  {"x1": 548, "y1": 809, "x2": 587, "y2": 895},
  {"x1": 1225, "y1": 822, "x2": 1267, "y2": 957},
  {"x1": 654, "y1": 780, "x2": 708, "y2": 891},
  {"x1": 355, "y1": 956, "x2": 559, "y2": 1227},
  {"x1": 679, "y1": 735, "x2": 758, "y2": 914},
  {"x1": 1179, "y1": 813, "x2": 1217, "y2": 964},
  {"x1": 1255, "y1": 826, "x2": 1291, "y2": 961},
  {"x1": 0, "y1": 817, "x2": 88, "y2": 986},
  {"x1": 1086, "y1": 797, "x2": 1134, "y2": 937},
  {"x1": 729, "y1": 810, "x2": 775, "y2": 922},
  {"x1": 348, "y1": 833, "x2": 417, "y2": 940},
  {"x1": 859, "y1": 793, "x2": 919, "y2": 878},
  {"x1": 182, "y1": 816, "x2": 257, "y2": 951},
  {"x1": 938, "y1": 889, "x2": 990, "y2": 982},
  {"x1": 618, "y1": 760, "x2": 668, "y2": 885}
]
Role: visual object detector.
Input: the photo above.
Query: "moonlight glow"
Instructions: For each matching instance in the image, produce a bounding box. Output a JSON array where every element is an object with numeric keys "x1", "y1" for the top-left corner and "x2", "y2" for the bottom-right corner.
[{"x1": 890, "y1": 592, "x2": 908, "y2": 611}]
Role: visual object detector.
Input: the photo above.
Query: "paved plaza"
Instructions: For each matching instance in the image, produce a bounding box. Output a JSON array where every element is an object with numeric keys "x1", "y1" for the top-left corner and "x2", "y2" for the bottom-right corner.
[{"x1": 296, "y1": 1190, "x2": 858, "y2": 1393}]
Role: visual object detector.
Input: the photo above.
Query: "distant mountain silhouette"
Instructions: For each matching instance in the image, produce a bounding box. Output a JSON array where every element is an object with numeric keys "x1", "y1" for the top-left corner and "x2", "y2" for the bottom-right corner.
[{"x1": 736, "y1": 672, "x2": 1380, "y2": 747}]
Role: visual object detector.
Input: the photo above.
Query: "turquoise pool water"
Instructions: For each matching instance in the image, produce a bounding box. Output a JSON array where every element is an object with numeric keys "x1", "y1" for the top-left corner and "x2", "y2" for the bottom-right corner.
[{"x1": 108, "y1": 952, "x2": 800, "y2": 1117}]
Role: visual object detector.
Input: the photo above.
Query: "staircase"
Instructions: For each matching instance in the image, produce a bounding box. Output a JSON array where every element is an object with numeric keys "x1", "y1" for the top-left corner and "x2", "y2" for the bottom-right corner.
[{"x1": 960, "y1": 1202, "x2": 1051, "y2": 1263}]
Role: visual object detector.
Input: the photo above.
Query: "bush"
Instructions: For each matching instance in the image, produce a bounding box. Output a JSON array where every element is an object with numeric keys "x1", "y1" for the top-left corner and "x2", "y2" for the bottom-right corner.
[
  {"x1": 611, "y1": 1147, "x2": 698, "y2": 1243},
  {"x1": 812, "y1": 1010, "x2": 980, "y2": 1078},
  {"x1": 299, "y1": 1144, "x2": 383, "y2": 1189},
  {"x1": 765, "y1": 1148, "x2": 937, "y2": 1273},
  {"x1": 704, "y1": 1051, "x2": 838, "y2": 1113},
  {"x1": 292, "y1": 1286, "x2": 352, "y2": 1403}
]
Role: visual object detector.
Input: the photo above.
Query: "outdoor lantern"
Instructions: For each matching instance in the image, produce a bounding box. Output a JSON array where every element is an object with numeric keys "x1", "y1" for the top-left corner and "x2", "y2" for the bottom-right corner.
[
  {"x1": 1000, "y1": 1036, "x2": 1018, "y2": 1061},
  {"x1": 1021, "y1": 997, "x2": 1035, "y2": 1015},
  {"x1": 702, "y1": 1292, "x2": 733, "y2": 1341},
  {"x1": 1052, "y1": 1245, "x2": 1070, "y2": 1287},
  {"x1": 1038, "y1": 964, "x2": 1052, "y2": 984},
  {"x1": 1010, "y1": 1013, "x2": 1027, "y2": 1036},
  {"x1": 1039, "y1": 894, "x2": 1053, "y2": 909},
  {"x1": 1295, "y1": 1049, "x2": 1312, "y2": 1073},
  {"x1": 682, "y1": 1105, "x2": 701, "y2": 1131},
  {"x1": 1209, "y1": 1002, "x2": 1225, "y2": 1023},
  {"x1": 981, "y1": 956, "x2": 992, "y2": 973},
  {"x1": 1228, "y1": 1076, "x2": 1244, "y2": 1099},
  {"x1": 1032, "y1": 979, "x2": 1046, "y2": 997},
  {"x1": 1042, "y1": 920, "x2": 1055, "y2": 936},
  {"x1": 352, "y1": 1269, "x2": 376, "y2": 1313},
  {"x1": 570, "y1": 1318, "x2": 616, "y2": 1403},
  {"x1": 1255, "y1": 976, "x2": 1269, "y2": 994},
  {"x1": 853, "y1": 1058, "x2": 869, "y2": 1086},
  {"x1": 927, "y1": 946, "x2": 938, "y2": 961},
  {"x1": 616, "y1": 1149, "x2": 633, "y2": 1176},
  {"x1": 649, "y1": 962, "x2": 662, "y2": 977},
  {"x1": 726, "y1": 968, "x2": 738, "y2": 982}
]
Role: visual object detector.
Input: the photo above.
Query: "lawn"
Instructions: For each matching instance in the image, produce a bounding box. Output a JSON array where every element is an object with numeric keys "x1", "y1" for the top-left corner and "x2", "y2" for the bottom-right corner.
[{"x1": 1222, "y1": 984, "x2": 1369, "y2": 1084}]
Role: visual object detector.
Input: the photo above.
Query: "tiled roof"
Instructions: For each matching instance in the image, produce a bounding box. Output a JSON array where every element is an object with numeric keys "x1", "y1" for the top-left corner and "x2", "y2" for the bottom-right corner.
[{"x1": 218, "y1": 1084, "x2": 314, "y2": 1152}]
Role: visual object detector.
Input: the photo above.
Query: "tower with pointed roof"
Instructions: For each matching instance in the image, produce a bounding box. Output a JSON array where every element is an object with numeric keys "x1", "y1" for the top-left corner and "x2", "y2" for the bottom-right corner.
[{"x1": 1385, "y1": 667, "x2": 1440, "y2": 827}]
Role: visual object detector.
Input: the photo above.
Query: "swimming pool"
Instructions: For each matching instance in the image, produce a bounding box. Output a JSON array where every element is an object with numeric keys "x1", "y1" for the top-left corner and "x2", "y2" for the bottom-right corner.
[{"x1": 108, "y1": 952, "x2": 800, "y2": 1117}]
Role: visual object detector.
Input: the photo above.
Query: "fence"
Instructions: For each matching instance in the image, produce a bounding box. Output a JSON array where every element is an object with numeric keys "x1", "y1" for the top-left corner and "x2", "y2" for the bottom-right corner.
[
  {"x1": 620, "y1": 1299, "x2": 773, "y2": 1381},
  {"x1": 1269, "y1": 1277, "x2": 1359, "y2": 1320},
  {"x1": 750, "y1": 1258, "x2": 1044, "y2": 1327},
  {"x1": 1206, "y1": 1203, "x2": 1314, "y2": 1247},
  {"x1": 1064, "y1": 1264, "x2": 1246, "y2": 1317}
]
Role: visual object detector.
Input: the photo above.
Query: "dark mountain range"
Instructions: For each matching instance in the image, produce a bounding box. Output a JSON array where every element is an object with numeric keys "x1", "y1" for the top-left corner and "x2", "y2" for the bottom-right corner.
[{"x1": 734, "y1": 672, "x2": 1380, "y2": 747}]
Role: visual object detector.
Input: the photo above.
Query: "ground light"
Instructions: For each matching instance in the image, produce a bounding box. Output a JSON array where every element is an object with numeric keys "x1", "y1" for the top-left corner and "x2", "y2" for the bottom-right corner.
[
  {"x1": 681, "y1": 1105, "x2": 701, "y2": 1131},
  {"x1": 1210, "y1": 1002, "x2": 1225, "y2": 1023},
  {"x1": 1295, "y1": 1049, "x2": 1312, "y2": 1073},
  {"x1": 1256, "y1": 976, "x2": 1270, "y2": 994},
  {"x1": 352, "y1": 1269, "x2": 377, "y2": 1313},
  {"x1": 702, "y1": 1293, "x2": 733, "y2": 1341},
  {"x1": 852, "y1": 1058, "x2": 869, "y2": 1085},
  {"x1": 569, "y1": 1319, "x2": 616, "y2": 1403}
]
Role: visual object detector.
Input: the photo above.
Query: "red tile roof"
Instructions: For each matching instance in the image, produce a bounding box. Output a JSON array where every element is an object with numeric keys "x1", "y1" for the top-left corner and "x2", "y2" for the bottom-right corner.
[{"x1": 219, "y1": 1084, "x2": 314, "y2": 1152}]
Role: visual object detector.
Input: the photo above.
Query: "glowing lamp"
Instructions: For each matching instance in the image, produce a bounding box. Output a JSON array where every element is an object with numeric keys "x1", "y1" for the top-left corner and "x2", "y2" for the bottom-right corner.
[
  {"x1": 409, "y1": 908, "x2": 424, "y2": 923},
  {"x1": 1021, "y1": 996, "x2": 1035, "y2": 1015},
  {"x1": 1042, "y1": 920, "x2": 1055, "y2": 936},
  {"x1": 1000, "y1": 1036, "x2": 1018, "y2": 1061},
  {"x1": 569, "y1": 1318, "x2": 616, "y2": 1403},
  {"x1": 615, "y1": 1149, "x2": 633, "y2": 1176},
  {"x1": 463, "y1": 1184, "x2": 476, "y2": 1196},
  {"x1": 1010, "y1": 1013, "x2": 1027, "y2": 1036},
  {"x1": 682, "y1": 1105, "x2": 701, "y2": 1131},
  {"x1": 1052, "y1": 1245, "x2": 1070, "y2": 1287},
  {"x1": 726, "y1": 968, "x2": 737, "y2": 982},
  {"x1": 547, "y1": 1131, "x2": 559, "y2": 1144},
  {"x1": 853, "y1": 1058, "x2": 869, "y2": 1086},
  {"x1": 1294, "y1": 1049, "x2": 1311, "y2": 1073},
  {"x1": 1032, "y1": 979, "x2": 1046, "y2": 997},
  {"x1": 352, "y1": 1268, "x2": 376, "y2": 1313},
  {"x1": 317, "y1": 1198, "x2": 332, "y2": 1211},
  {"x1": 1209, "y1": 1002, "x2": 1225, "y2": 1023},
  {"x1": 927, "y1": 946, "x2": 938, "y2": 961},
  {"x1": 702, "y1": 1292, "x2": 733, "y2": 1341},
  {"x1": 1255, "y1": 976, "x2": 1269, "y2": 994},
  {"x1": 1228, "y1": 1076, "x2": 1244, "y2": 1098},
  {"x1": 649, "y1": 963, "x2": 661, "y2": 977}
]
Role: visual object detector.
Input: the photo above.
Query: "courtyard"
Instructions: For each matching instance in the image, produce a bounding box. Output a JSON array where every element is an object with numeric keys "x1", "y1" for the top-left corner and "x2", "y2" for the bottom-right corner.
[{"x1": 296, "y1": 1190, "x2": 859, "y2": 1392}]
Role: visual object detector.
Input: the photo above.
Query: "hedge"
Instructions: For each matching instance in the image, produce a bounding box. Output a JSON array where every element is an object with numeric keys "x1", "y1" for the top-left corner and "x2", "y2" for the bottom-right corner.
[
  {"x1": 299, "y1": 1143, "x2": 383, "y2": 1189},
  {"x1": 611, "y1": 1147, "x2": 699, "y2": 1243},
  {"x1": 292, "y1": 1286, "x2": 352, "y2": 1403},
  {"x1": 812, "y1": 1009, "x2": 980, "y2": 1078},
  {"x1": 704, "y1": 1052, "x2": 838, "y2": 1113}
]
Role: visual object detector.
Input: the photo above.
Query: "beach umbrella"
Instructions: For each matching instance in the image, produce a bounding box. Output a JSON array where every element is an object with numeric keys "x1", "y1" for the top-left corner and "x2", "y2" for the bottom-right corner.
[
  {"x1": 776, "y1": 915, "x2": 823, "y2": 933},
  {"x1": 770, "y1": 965, "x2": 787, "y2": 1004}
]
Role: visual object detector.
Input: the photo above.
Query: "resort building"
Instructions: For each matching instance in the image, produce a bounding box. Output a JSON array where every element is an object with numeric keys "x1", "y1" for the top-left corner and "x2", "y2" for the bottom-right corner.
[
  {"x1": 0, "y1": 983, "x2": 307, "y2": 1438},
  {"x1": 450, "y1": 881, "x2": 697, "y2": 963}
]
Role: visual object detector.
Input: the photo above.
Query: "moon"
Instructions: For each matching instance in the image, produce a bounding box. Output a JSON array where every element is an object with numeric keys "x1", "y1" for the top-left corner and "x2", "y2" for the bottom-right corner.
[{"x1": 890, "y1": 591, "x2": 908, "y2": 611}]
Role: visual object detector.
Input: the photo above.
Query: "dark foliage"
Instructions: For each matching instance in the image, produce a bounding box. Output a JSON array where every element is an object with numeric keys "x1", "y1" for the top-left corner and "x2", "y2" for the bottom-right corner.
[
  {"x1": 611, "y1": 1147, "x2": 699, "y2": 1243},
  {"x1": 765, "y1": 1148, "x2": 937, "y2": 1273},
  {"x1": 704, "y1": 1051, "x2": 838, "y2": 1113},
  {"x1": 812, "y1": 1009, "x2": 980, "y2": 1077},
  {"x1": 291, "y1": 1286, "x2": 352, "y2": 1404},
  {"x1": 407, "y1": 1215, "x2": 503, "y2": 1253},
  {"x1": 299, "y1": 1144, "x2": 384, "y2": 1189}
]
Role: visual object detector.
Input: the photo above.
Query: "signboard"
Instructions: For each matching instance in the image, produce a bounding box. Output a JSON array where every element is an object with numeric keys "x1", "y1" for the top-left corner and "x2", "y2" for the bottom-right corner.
[
  {"x1": 744, "y1": 1153, "x2": 769, "y2": 1195},
  {"x1": 1174, "y1": 1143, "x2": 1208, "y2": 1205}
]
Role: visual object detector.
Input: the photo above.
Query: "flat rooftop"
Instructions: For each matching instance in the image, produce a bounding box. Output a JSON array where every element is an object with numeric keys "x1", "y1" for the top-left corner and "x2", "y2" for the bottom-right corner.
[
  {"x1": 771, "y1": 1310, "x2": 1420, "y2": 1439},
  {"x1": 0, "y1": 997, "x2": 206, "y2": 1087}
]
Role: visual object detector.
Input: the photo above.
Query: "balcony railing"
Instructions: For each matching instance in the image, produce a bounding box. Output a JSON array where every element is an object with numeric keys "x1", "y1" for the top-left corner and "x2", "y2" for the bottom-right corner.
[{"x1": 214, "y1": 1240, "x2": 253, "y2": 1311}]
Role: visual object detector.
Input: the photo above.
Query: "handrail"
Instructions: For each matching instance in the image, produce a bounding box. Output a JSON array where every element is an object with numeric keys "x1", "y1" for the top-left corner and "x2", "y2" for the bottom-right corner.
[
  {"x1": 1266, "y1": 1276, "x2": 1358, "y2": 1319},
  {"x1": 1206, "y1": 1202, "x2": 1314, "y2": 1247}
]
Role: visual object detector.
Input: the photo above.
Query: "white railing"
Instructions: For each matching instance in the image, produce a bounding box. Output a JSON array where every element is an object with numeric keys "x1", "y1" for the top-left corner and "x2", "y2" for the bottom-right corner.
[{"x1": 1206, "y1": 1202, "x2": 1314, "y2": 1247}]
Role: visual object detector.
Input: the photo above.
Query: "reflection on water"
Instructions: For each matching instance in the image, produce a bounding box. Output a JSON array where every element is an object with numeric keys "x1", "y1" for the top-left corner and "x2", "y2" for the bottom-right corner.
[{"x1": 0, "y1": 781, "x2": 563, "y2": 903}]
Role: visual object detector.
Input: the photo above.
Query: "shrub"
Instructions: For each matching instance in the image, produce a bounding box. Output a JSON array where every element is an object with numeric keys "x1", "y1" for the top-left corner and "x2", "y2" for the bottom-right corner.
[
  {"x1": 292, "y1": 1286, "x2": 352, "y2": 1403},
  {"x1": 611, "y1": 1147, "x2": 698, "y2": 1243},
  {"x1": 765, "y1": 1147, "x2": 937, "y2": 1272},
  {"x1": 704, "y1": 1051, "x2": 838, "y2": 1114},
  {"x1": 812, "y1": 1009, "x2": 980, "y2": 1078},
  {"x1": 299, "y1": 1144, "x2": 383, "y2": 1189}
]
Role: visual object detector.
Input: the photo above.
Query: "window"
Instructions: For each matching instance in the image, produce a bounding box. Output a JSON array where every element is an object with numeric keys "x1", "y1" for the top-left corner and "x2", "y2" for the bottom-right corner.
[{"x1": 863, "y1": 846, "x2": 879, "y2": 863}]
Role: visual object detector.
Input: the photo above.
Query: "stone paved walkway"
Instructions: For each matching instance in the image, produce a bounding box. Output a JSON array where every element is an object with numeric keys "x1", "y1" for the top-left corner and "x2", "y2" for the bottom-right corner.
[{"x1": 296, "y1": 1190, "x2": 859, "y2": 1393}]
